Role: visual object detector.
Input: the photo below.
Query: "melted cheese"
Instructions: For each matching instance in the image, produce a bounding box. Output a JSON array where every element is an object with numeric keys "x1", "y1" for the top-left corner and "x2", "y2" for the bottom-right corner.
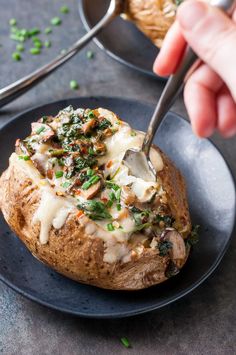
[
  {"x1": 12, "y1": 108, "x2": 167, "y2": 263},
  {"x1": 33, "y1": 188, "x2": 75, "y2": 244}
]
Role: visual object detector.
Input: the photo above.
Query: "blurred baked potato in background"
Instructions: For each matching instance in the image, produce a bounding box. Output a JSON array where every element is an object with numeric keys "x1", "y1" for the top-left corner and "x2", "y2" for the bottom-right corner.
[{"x1": 125, "y1": 0, "x2": 179, "y2": 47}]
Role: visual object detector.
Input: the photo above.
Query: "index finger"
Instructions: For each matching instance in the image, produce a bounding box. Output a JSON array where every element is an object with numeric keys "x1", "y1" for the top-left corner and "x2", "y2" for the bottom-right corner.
[{"x1": 153, "y1": 21, "x2": 186, "y2": 76}]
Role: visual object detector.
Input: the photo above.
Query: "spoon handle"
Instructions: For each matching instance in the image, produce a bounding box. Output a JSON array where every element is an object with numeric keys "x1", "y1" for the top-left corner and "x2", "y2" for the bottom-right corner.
[
  {"x1": 142, "y1": 47, "x2": 197, "y2": 156},
  {"x1": 0, "y1": 1, "x2": 118, "y2": 109},
  {"x1": 142, "y1": 0, "x2": 236, "y2": 156}
]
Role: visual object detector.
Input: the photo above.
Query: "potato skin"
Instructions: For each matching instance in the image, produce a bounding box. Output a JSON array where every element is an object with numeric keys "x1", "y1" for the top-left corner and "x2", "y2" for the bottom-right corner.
[
  {"x1": 0, "y1": 146, "x2": 191, "y2": 290},
  {"x1": 125, "y1": 0, "x2": 177, "y2": 48}
]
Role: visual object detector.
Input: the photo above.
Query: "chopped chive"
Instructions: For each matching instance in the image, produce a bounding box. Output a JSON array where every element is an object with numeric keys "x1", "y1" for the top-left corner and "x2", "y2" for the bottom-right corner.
[
  {"x1": 107, "y1": 223, "x2": 115, "y2": 232},
  {"x1": 9, "y1": 18, "x2": 17, "y2": 26},
  {"x1": 33, "y1": 41, "x2": 42, "y2": 49},
  {"x1": 106, "y1": 200, "x2": 113, "y2": 208},
  {"x1": 44, "y1": 27, "x2": 52, "y2": 34},
  {"x1": 88, "y1": 147, "x2": 95, "y2": 155},
  {"x1": 82, "y1": 175, "x2": 100, "y2": 190},
  {"x1": 109, "y1": 191, "x2": 116, "y2": 201},
  {"x1": 32, "y1": 36, "x2": 41, "y2": 43},
  {"x1": 16, "y1": 43, "x2": 24, "y2": 52},
  {"x1": 87, "y1": 168, "x2": 94, "y2": 177},
  {"x1": 86, "y1": 50, "x2": 94, "y2": 59},
  {"x1": 117, "y1": 203, "x2": 121, "y2": 211},
  {"x1": 70, "y1": 80, "x2": 79, "y2": 90},
  {"x1": 88, "y1": 110, "x2": 95, "y2": 118},
  {"x1": 60, "y1": 5, "x2": 69, "y2": 14},
  {"x1": 55, "y1": 171, "x2": 64, "y2": 179},
  {"x1": 120, "y1": 337, "x2": 131, "y2": 348},
  {"x1": 62, "y1": 181, "x2": 71, "y2": 188},
  {"x1": 36, "y1": 126, "x2": 45, "y2": 134},
  {"x1": 115, "y1": 188, "x2": 121, "y2": 200},
  {"x1": 30, "y1": 47, "x2": 41, "y2": 55},
  {"x1": 12, "y1": 52, "x2": 21, "y2": 61},
  {"x1": 51, "y1": 17, "x2": 62, "y2": 26},
  {"x1": 18, "y1": 155, "x2": 30, "y2": 161},
  {"x1": 10, "y1": 34, "x2": 25, "y2": 43},
  {"x1": 44, "y1": 40, "x2": 51, "y2": 48},
  {"x1": 29, "y1": 28, "x2": 40, "y2": 36}
]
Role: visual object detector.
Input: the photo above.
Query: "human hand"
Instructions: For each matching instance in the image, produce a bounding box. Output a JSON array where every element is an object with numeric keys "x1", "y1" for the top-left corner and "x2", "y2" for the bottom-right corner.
[{"x1": 153, "y1": 0, "x2": 236, "y2": 138}]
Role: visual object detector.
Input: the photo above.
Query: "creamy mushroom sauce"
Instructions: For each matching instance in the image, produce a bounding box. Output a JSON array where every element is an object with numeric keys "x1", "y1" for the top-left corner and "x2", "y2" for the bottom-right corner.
[{"x1": 13, "y1": 106, "x2": 179, "y2": 263}]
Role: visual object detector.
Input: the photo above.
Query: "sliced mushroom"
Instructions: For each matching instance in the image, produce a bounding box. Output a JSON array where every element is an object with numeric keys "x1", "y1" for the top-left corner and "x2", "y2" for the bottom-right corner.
[
  {"x1": 163, "y1": 229, "x2": 186, "y2": 261},
  {"x1": 80, "y1": 180, "x2": 102, "y2": 200},
  {"x1": 165, "y1": 261, "x2": 180, "y2": 279},
  {"x1": 15, "y1": 140, "x2": 32, "y2": 156},
  {"x1": 31, "y1": 152, "x2": 48, "y2": 176},
  {"x1": 81, "y1": 118, "x2": 96, "y2": 134},
  {"x1": 121, "y1": 186, "x2": 136, "y2": 205},
  {"x1": 31, "y1": 122, "x2": 55, "y2": 142}
]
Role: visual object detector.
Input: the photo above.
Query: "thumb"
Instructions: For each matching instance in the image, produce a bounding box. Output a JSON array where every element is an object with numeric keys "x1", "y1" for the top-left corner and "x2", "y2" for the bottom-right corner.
[{"x1": 177, "y1": 0, "x2": 236, "y2": 100}]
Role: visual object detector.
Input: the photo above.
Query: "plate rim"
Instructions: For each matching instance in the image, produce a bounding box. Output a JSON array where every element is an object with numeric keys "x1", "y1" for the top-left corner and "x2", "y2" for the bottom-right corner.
[
  {"x1": 0, "y1": 95, "x2": 235, "y2": 319},
  {"x1": 78, "y1": 0, "x2": 166, "y2": 81}
]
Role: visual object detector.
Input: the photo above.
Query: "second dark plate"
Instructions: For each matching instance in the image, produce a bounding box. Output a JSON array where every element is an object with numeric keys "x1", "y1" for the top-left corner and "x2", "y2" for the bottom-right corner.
[
  {"x1": 0, "y1": 96, "x2": 235, "y2": 318},
  {"x1": 78, "y1": 0, "x2": 163, "y2": 79}
]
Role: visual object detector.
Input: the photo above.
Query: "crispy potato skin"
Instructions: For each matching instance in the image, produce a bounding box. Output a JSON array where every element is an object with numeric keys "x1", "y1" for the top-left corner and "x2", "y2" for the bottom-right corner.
[{"x1": 0, "y1": 146, "x2": 191, "y2": 290}]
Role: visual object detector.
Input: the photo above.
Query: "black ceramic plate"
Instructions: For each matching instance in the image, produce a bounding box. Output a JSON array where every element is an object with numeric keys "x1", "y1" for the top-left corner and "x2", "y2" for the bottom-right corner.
[
  {"x1": 0, "y1": 97, "x2": 235, "y2": 319},
  {"x1": 78, "y1": 0, "x2": 163, "y2": 79}
]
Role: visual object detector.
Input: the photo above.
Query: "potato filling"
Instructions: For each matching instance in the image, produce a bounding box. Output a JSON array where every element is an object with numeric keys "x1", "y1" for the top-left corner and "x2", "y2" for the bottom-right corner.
[{"x1": 15, "y1": 106, "x2": 192, "y2": 263}]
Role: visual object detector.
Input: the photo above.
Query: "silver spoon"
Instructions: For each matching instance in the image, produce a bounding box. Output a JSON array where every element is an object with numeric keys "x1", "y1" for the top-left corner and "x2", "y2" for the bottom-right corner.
[
  {"x1": 0, "y1": 0, "x2": 125, "y2": 108},
  {"x1": 123, "y1": 0, "x2": 235, "y2": 182}
]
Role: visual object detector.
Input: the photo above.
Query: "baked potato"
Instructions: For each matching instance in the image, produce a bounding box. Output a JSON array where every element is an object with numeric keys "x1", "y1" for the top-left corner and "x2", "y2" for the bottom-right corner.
[
  {"x1": 125, "y1": 0, "x2": 179, "y2": 47},
  {"x1": 0, "y1": 106, "x2": 192, "y2": 290}
]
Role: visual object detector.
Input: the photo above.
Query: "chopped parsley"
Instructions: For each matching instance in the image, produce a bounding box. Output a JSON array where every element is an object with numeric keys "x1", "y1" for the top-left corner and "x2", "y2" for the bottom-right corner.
[
  {"x1": 186, "y1": 225, "x2": 200, "y2": 247},
  {"x1": 98, "y1": 118, "x2": 111, "y2": 130},
  {"x1": 78, "y1": 200, "x2": 112, "y2": 220},
  {"x1": 134, "y1": 222, "x2": 151, "y2": 231},
  {"x1": 158, "y1": 240, "x2": 172, "y2": 256},
  {"x1": 131, "y1": 207, "x2": 150, "y2": 226},
  {"x1": 155, "y1": 214, "x2": 175, "y2": 227}
]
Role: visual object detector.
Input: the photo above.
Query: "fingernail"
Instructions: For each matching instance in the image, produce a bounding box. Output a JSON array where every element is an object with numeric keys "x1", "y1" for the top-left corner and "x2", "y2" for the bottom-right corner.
[
  {"x1": 193, "y1": 124, "x2": 214, "y2": 138},
  {"x1": 177, "y1": 1, "x2": 208, "y2": 30}
]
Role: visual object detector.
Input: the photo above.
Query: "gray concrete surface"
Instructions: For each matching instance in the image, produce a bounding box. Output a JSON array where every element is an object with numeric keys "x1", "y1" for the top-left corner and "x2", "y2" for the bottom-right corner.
[{"x1": 0, "y1": 1, "x2": 236, "y2": 354}]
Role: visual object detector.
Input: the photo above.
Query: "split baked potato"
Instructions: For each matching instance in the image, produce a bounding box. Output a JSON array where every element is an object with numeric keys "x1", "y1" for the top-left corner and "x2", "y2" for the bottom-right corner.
[{"x1": 0, "y1": 106, "x2": 192, "y2": 290}]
